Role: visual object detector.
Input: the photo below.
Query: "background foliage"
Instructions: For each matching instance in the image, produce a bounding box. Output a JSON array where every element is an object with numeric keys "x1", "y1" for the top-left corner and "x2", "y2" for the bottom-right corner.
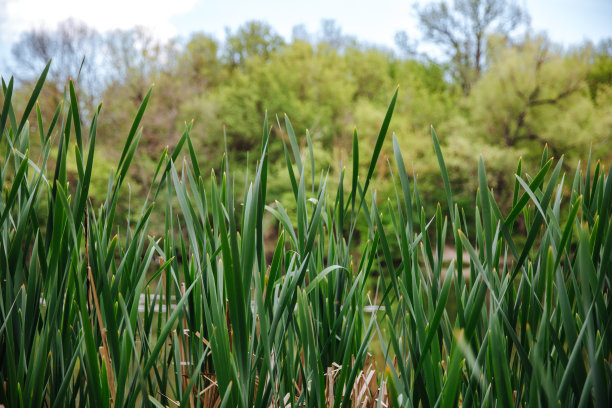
[{"x1": 5, "y1": 9, "x2": 610, "y2": 230}]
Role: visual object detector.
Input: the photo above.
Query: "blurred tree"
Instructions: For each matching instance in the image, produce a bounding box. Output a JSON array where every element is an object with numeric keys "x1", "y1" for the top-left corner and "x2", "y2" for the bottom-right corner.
[
  {"x1": 224, "y1": 21, "x2": 285, "y2": 67},
  {"x1": 291, "y1": 24, "x2": 310, "y2": 43},
  {"x1": 99, "y1": 27, "x2": 181, "y2": 168},
  {"x1": 345, "y1": 47, "x2": 395, "y2": 102},
  {"x1": 176, "y1": 33, "x2": 225, "y2": 89},
  {"x1": 318, "y1": 19, "x2": 358, "y2": 52},
  {"x1": 214, "y1": 40, "x2": 355, "y2": 163},
  {"x1": 394, "y1": 31, "x2": 417, "y2": 58},
  {"x1": 11, "y1": 18, "x2": 101, "y2": 84},
  {"x1": 104, "y1": 26, "x2": 168, "y2": 102},
  {"x1": 445, "y1": 34, "x2": 611, "y2": 205},
  {"x1": 10, "y1": 18, "x2": 103, "y2": 113},
  {"x1": 587, "y1": 38, "x2": 612, "y2": 100},
  {"x1": 415, "y1": 0, "x2": 529, "y2": 94},
  {"x1": 470, "y1": 35, "x2": 588, "y2": 152},
  {"x1": 173, "y1": 33, "x2": 225, "y2": 159}
]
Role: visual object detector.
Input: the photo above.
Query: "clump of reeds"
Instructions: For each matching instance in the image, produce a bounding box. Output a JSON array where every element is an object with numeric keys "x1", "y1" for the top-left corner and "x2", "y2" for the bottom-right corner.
[{"x1": 1, "y1": 64, "x2": 610, "y2": 407}]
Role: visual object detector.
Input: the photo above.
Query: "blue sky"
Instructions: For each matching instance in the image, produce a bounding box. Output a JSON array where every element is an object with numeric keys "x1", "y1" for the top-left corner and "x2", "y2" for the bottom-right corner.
[
  {"x1": 167, "y1": 0, "x2": 612, "y2": 48},
  {"x1": 1, "y1": 0, "x2": 611, "y2": 73}
]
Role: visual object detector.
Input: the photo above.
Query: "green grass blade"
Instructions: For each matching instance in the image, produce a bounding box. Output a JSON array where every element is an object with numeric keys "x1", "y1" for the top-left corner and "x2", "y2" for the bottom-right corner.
[
  {"x1": 431, "y1": 126, "x2": 454, "y2": 226},
  {"x1": 362, "y1": 87, "x2": 398, "y2": 199}
]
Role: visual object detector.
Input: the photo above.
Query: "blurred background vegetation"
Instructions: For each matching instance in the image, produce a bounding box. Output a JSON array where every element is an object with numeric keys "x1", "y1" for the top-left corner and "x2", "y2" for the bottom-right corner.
[{"x1": 4, "y1": 0, "x2": 612, "y2": 235}]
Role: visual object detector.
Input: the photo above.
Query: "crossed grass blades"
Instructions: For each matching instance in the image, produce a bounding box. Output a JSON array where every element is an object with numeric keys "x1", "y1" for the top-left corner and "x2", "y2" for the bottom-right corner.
[{"x1": 1, "y1": 63, "x2": 610, "y2": 407}]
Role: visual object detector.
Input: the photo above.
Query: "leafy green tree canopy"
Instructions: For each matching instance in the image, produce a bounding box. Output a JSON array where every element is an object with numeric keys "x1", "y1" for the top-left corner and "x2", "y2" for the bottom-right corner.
[
  {"x1": 224, "y1": 20, "x2": 285, "y2": 67},
  {"x1": 415, "y1": 0, "x2": 529, "y2": 93}
]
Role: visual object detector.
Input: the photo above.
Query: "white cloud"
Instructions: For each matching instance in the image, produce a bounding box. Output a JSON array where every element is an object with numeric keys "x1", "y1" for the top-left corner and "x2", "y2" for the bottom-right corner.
[{"x1": 4, "y1": 0, "x2": 197, "y2": 40}]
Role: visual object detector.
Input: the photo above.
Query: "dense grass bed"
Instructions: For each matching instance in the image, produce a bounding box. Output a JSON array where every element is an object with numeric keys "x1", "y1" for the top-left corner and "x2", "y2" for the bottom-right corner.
[{"x1": 1, "y1": 65, "x2": 611, "y2": 407}]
